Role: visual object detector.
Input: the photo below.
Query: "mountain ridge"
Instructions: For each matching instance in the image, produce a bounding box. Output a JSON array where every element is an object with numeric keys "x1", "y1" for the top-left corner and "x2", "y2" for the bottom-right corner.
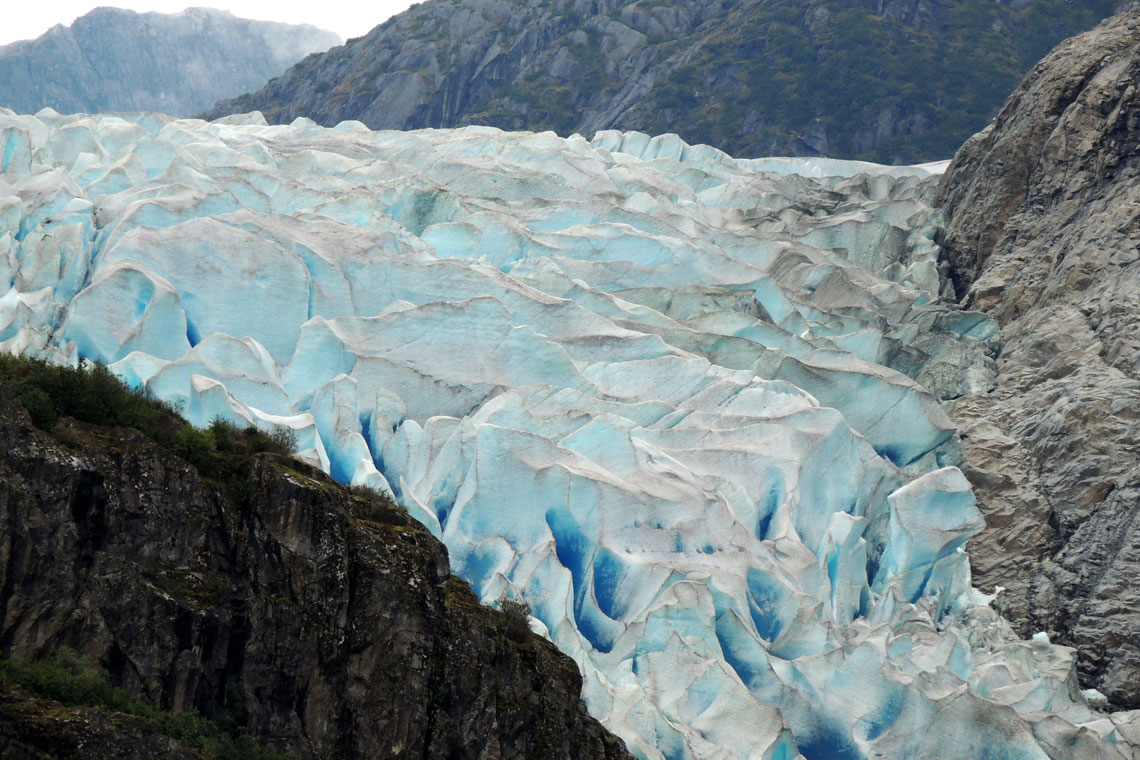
[
  {"x1": 0, "y1": 7, "x2": 339, "y2": 117},
  {"x1": 204, "y1": 0, "x2": 1116, "y2": 163}
]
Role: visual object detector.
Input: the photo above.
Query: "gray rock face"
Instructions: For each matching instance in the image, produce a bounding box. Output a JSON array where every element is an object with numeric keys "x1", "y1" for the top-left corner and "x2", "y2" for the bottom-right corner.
[
  {"x1": 0, "y1": 391, "x2": 632, "y2": 760},
  {"x1": 937, "y1": 7, "x2": 1140, "y2": 710},
  {"x1": 203, "y1": 0, "x2": 1115, "y2": 163},
  {"x1": 0, "y1": 7, "x2": 339, "y2": 117}
]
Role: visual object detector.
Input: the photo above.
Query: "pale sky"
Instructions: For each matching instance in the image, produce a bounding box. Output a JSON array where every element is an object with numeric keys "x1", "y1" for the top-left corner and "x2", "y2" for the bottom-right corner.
[{"x1": 1, "y1": 2, "x2": 420, "y2": 46}]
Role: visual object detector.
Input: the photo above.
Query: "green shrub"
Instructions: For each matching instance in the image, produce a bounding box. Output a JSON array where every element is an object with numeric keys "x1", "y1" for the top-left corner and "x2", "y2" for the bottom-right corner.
[
  {"x1": 266, "y1": 426, "x2": 297, "y2": 455},
  {"x1": 208, "y1": 416, "x2": 241, "y2": 453},
  {"x1": 3, "y1": 648, "x2": 126, "y2": 710},
  {"x1": 18, "y1": 386, "x2": 57, "y2": 430},
  {"x1": 0, "y1": 354, "x2": 300, "y2": 507},
  {"x1": 175, "y1": 425, "x2": 219, "y2": 472},
  {"x1": 496, "y1": 594, "x2": 533, "y2": 641},
  {"x1": 0, "y1": 354, "x2": 182, "y2": 445},
  {"x1": 1, "y1": 650, "x2": 295, "y2": 760}
]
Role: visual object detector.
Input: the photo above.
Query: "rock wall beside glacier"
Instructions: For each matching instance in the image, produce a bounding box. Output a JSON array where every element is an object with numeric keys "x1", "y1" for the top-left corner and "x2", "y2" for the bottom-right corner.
[
  {"x1": 0, "y1": 389, "x2": 631, "y2": 760},
  {"x1": 937, "y1": 7, "x2": 1140, "y2": 711},
  {"x1": 0, "y1": 109, "x2": 1136, "y2": 758}
]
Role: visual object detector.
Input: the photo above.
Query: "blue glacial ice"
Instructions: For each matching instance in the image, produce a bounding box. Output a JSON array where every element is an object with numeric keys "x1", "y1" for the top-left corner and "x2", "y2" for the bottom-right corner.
[{"x1": 0, "y1": 107, "x2": 1135, "y2": 759}]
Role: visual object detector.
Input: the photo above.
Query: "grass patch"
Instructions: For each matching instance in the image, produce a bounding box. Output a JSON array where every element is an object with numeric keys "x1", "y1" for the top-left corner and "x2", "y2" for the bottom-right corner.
[{"x1": 0, "y1": 649, "x2": 295, "y2": 760}]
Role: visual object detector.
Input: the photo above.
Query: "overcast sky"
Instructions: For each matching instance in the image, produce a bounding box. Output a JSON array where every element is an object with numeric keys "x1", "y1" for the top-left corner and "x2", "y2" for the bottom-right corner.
[{"x1": 1, "y1": 2, "x2": 419, "y2": 46}]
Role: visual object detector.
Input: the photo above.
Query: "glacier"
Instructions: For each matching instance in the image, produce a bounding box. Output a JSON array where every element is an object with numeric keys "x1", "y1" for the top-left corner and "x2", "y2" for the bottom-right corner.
[{"x1": 0, "y1": 107, "x2": 1135, "y2": 759}]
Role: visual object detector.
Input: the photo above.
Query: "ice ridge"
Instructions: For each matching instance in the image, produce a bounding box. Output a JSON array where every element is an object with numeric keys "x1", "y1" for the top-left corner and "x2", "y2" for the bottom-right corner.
[{"x1": 0, "y1": 108, "x2": 1132, "y2": 759}]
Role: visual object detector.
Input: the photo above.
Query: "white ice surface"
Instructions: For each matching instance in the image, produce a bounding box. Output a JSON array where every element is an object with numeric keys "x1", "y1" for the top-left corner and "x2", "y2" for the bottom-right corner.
[{"x1": 0, "y1": 110, "x2": 1128, "y2": 759}]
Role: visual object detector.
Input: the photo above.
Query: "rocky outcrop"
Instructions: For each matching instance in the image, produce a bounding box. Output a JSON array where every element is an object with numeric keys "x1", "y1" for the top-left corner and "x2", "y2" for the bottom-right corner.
[
  {"x1": 0, "y1": 679, "x2": 202, "y2": 760},
  {"x1": 203, "y1": 0, "x2": 1114, "y2": 163},
  {"x1": 0, "y1": 7, "x2": 339, "y2": 117},
  {"x1": 937, "y1": 8, "x2": 1140, "y2": 710},
  {"x1": 0, "y1": 390, "x2": 632, "y2": 759}
]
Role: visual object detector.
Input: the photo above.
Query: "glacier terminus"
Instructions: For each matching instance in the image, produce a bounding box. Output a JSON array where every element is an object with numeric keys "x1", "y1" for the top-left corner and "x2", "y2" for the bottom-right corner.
[{"x1": 0, "y1": 108, "x2": 1135, "y2": 759}]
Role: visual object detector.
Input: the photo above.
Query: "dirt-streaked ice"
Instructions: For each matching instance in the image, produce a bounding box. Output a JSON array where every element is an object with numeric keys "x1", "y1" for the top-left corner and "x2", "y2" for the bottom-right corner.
[{"x1": 0, "y1": 108, "x2": 1131, "y2": 759}]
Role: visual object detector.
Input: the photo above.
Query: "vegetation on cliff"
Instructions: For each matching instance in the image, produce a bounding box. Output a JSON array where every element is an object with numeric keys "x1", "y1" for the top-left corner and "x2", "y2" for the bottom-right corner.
[
  {"x1": 0, "y1": 355, "x2": 295, "y2": 504},
  {"x1": 1, "y1": 650, "x2": 291, "y2": 759},
  {"x1": 0, "y1": 353, "x2": 633, "y2": 759}
]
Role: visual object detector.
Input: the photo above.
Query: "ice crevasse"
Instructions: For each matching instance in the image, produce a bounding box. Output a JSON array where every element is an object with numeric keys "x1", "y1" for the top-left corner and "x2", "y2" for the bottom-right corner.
[{"x1": 0, "y1": 108, "x2": 1133, "y2": 759}]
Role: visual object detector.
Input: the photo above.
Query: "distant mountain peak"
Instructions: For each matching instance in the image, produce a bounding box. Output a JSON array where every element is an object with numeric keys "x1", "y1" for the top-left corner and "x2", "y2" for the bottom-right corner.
[{"x1": 0, "y1": 6, "x2": 341, "y2": 117}]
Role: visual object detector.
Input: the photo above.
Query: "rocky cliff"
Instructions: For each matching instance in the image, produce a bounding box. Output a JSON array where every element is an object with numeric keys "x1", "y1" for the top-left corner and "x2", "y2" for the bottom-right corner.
[
  {"x1": 0, "y1": 7, "x2": 339, "y2": 117},
  {"x1": 937, "y1": 7, "x2": 1140, "y2": 711},
  {"x1": 0, "y1": 678, "x2": 202, "y2": 760},
  {"x1": 204, "y1": 0, "x2": 1114, "y2": 163},
  {"x1": 0, "y1": 387, "x2": 632, "y2": 759}
]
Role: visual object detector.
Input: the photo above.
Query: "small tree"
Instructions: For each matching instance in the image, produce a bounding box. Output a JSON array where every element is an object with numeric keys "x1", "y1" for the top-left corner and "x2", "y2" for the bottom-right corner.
[
  {"x1": 175, "y1": 425, "x2": 218, "y2": 472},
  {"x1": 266, "y1": 426, "x2": 297, "y2": 454},
  {"x1": 496, "y1": 594, "x2": 532, "y2": 642}
]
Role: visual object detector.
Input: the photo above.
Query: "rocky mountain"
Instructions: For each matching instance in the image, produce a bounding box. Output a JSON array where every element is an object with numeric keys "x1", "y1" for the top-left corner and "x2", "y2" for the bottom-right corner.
[
  {"x1": 0, "y1": 7, "x2": 339, "y2": 117},
  {"x1": 0, "y1": 377, "x2": 631, "y2": 760},
  {"x1": 205, "y1": 0, "x2": 1115, "y2": 163},
  {"x1": 938, "y1": 7, "x2": 1140, "y2": 710}
]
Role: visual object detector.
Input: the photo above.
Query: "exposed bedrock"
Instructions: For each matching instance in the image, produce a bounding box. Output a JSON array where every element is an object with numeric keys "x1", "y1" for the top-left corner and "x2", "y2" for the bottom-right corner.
[
  {"x1": 0, "y1": 391, "x2": 631, "y2": 760},
  {"x1": 937, "y1": 7, "x2": 1140, "y2": 710}
]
